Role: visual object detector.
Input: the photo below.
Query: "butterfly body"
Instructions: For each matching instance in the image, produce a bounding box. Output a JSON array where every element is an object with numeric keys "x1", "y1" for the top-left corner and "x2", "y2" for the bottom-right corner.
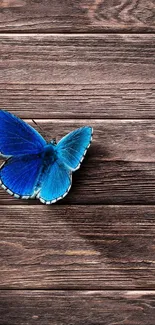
[
  {"x1": 41, "y1": 143, "x2": 57, "y2": 166},
  {"x1": 0, "y1": 110, "x2": 93, "y2": 204}
]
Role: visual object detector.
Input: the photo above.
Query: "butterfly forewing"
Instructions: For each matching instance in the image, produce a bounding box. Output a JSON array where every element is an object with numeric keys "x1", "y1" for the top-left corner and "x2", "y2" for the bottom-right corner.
[
  {"x1": 0, "y1": 110, "x2": 46, "y2": 156},
  {"x1": 56, "y1": 126, "x2": 93, "y2": 171}
]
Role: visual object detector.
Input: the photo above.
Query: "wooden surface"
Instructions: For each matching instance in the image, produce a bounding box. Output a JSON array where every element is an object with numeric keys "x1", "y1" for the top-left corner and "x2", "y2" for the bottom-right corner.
[
  {"x1": 0, "y1": 34, "x2": 155, "y2": 119},
  {"x1": 2, "y1": 161, "x2": 155, "y2": 204},
  {"x1": 0, "y1": 0, "x2": 154, "y2": 32},
  {"x1": 0, "y1": 1, "x2": 155, "y2": 324},
  {"x1": 2, "y1": 119, "x2": 155, "y2": 204},
  {"x1": 0, "y1": 290, "x2": 155, "y2": 325},
  {"x1": 0, "y1": 205, "x2": 155, "y2": 289}
]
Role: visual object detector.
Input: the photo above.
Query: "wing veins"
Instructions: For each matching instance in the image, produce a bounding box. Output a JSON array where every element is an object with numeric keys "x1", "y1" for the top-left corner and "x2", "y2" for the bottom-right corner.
[
  {"x1": 1, "y1": 158, "x2": 41, "y2": 193},
  {"x1": 1, "y1": 114, "x2": 44, "y2": 149},
  {"x1": 0, "y1": 130, "x2": 40, "y2": 148}
]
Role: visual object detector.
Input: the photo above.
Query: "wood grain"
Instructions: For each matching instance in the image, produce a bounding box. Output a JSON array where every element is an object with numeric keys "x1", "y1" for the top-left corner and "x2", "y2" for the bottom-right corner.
[
  {"x1": 0, "y1": 290, "x2": 155, "y2": 325},
  {"x1": 0, "y1": 205, "x2": 155, "y2": 289},
  {"x1": 0, "y1": 0, "x2": 154, "y2": 32},
  {"x1": 0, "y1": 34, "x2": 155, "y2": 119},
  {"x1": 1, "y1": 119, "x2": 155, "y2": 204},
  {"x1": 0, "y1": 1, "x2": 155, "y2": 323}
]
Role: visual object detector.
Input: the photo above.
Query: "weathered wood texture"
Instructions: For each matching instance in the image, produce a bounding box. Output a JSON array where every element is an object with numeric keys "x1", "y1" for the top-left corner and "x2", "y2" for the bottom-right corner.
[
  {"x1": 0, "y1": 7, "x2": 155, "y2": 324},
  {"x1": 0, "y1": 205, "x2": 155, "y2": 289},
  {"x1": 1, "y1": 119, "x2": 155, "y2": 204},
  {"x1": 0, "y1": 290, "x2": 155, "y2": 325},
  {"x1": 0, "y1": 0, "x2": 154, "y2": 33},
  {"x1": 0, "y1": 34, "x2": 155, "y2": 118}
]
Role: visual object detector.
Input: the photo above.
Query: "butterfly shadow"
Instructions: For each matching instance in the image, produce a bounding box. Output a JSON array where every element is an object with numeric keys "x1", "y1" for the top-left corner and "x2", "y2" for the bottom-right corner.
[{"x1": 44, "y1": 144, "x2": 154, "y2": 290}]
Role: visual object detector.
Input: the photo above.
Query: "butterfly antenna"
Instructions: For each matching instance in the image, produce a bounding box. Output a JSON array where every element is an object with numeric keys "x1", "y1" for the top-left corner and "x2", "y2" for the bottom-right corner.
[
  {"x1": 32, "y1": 119, "x2": 56, "y2": 143},
  {"x1": 32, "y1": 119, "x2": 47, "y2": 140}
]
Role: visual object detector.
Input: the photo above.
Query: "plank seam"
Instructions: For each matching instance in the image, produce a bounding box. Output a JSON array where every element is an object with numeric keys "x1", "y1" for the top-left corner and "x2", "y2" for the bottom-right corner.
[
  {"x1": 0, "y1": 31, "x2": 155, "y2": 35},
  {"x1": 0, "y1": 288, "x2": 155, "y2": 291},
  {"x1": 0, "y1": 32, "x2": 155, "y2": 36}
]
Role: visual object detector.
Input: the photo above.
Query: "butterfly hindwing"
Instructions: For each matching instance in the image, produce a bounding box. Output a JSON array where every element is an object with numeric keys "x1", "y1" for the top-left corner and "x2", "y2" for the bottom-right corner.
[
  {"x1": 56, "y1": 126, "x2": 93, "y2": 171},
  {"x1": 37, "y1": 158, "x2": 71, "y2": 204},
  {"x1": 0, "y1": 154, "x2": 43, "y2": 198},
  {"x1": 0, "y1": 110, "x2": 46, "y2": 157}
]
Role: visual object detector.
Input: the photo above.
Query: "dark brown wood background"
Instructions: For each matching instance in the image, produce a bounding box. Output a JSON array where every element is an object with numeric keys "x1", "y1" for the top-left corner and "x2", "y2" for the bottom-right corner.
[{"x1": 0, "y1": 1, "x2": 155, "y2": 324}]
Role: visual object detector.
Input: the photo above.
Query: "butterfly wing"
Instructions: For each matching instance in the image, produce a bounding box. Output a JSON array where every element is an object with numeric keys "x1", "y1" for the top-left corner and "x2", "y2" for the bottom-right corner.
[
  {"x1": 0, "y1": 154, "x2": 43, "y2": 198},
  {"x1": 37, "y1": 159, "x2": 71, "y2": 204},
  {"x1": 0, "y1": 110, "x2": 46, "y2": 157},
  {"x1": 37, "y1": 126, "x2": 93, "y2": 204},
  {"x1": 56, "y1": 126, "x2": 93, "y2": 171}
]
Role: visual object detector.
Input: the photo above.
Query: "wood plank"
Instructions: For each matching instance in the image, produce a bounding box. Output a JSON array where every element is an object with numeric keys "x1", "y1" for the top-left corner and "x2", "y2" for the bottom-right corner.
[
  {"x1": 0, "y1": 290, "x2": 155, "y2": 325},
  {"x1": 0, "y1": 205, "x2": 155, "y2": 289},
  {"x1": 2, "y1": 161, "x2": 155, "y2": 205},
  {"x1": 2, "y1": 83, "x2": 155, "y2": 119},
  {"x1": 0, "y1": 34, "x2": 155, "y2": 119},
  {"x1": 1, "y1": 119, "x2": 155, "y2": 204},
  {"x1": 0, "y1": 0, "x2": 154, "y2": 32}
]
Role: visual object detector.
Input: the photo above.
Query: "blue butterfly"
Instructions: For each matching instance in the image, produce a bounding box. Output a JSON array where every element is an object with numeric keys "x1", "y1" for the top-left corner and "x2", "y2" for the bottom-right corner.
[{"x1": 0, "y1": 110, "x2": 93, "y2": 204}]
